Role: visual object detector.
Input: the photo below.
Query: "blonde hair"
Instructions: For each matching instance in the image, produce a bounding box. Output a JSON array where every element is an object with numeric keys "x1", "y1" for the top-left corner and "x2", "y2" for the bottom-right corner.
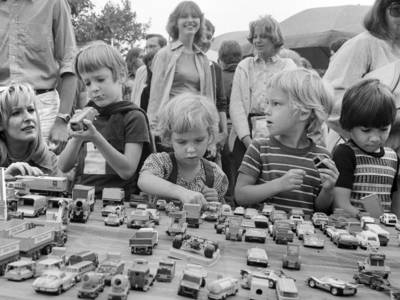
[
  {"x1": 158, "y1": 93, "x2": 219, "y2": 146},
  {"x1": 247, "y1": 15, "x2": 284, "y2": 52},
  {"x1": 267, "y1": 68, "x2": 334, "y2": 137},
  {"x1": 0, "y1": 83, "x2": 40, "y2": 164},
  {"x1": 75, "y1": 41, "x2": 127, "y2": 81}
]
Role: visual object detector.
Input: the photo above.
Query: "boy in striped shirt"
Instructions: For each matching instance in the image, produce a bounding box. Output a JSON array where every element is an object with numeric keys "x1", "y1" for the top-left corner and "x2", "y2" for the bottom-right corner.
[
  {"x1": 235, "y1": 69, "x2": 339, "y2": 215},
  {"x1": 332, "y1": 79, "x2": 399, "y2": 217}
]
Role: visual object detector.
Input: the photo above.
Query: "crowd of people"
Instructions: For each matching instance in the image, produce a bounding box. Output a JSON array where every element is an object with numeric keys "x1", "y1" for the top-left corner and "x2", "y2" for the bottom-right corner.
[{"x1": 1, "y1": 0, "x2": 400, "y2": 218}]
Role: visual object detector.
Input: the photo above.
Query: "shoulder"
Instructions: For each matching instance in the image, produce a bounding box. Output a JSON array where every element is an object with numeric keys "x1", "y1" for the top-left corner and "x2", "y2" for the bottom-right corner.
[
  {"x1": 237, "y1": 57, "x2": 254, "y2": 69},
  {"x1": 276, "y1": 57, "x2": 297, "y2": 68},
  {"x1": 144, "y1": 152, "x2": 172, "y2": 167}
]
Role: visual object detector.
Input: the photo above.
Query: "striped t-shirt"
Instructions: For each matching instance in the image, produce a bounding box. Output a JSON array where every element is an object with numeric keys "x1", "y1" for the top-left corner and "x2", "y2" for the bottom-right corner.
[
  {"x1": 333, "y1": 140, "x2": 399, "y2": 212},
  {"x1": 238, "y1": 137, "x2": 330, "y2": 214}
]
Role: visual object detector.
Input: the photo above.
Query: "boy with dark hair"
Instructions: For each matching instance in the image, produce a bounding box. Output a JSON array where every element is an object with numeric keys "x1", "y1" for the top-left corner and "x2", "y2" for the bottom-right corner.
[
  {"x1": 59, "y1": 42, "x2": 153, "y2": 199},
  {"x1": 333, "y1": 79, "x2": 400, "y2": 217}
]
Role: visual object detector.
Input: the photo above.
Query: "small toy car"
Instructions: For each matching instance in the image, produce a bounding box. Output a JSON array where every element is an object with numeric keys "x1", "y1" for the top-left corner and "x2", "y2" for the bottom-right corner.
[
  {"x1": 70, "y1": 107, "x2": 99, "y2": 131},
  {"x1": 246, "y1": 247, "x2": 268, "y2": 267},
  {"x1": 166, "y1": 210, "x2": 188, "y2": 236},
  {"x1": 77, "y1": 272, "x2": 105, "y2": 299},
  {"x1": 282, "y1": 243, "x2": 301, "y2": 270},
  {"x1": 261, "y1": 204, "x2": 274, "y2": 217},
  {"x1": 244, "y1": 228, "x2": 267, "y2": 243},
  {"x1": 307, "y1": 276, "x2": 357, "y2": 296},
  {"x1": 202, "y1": 201, "x2": 222, "y2": 222},
  {"x1": 225, "y1": 216, "x2": 244, "y2": 241},
  {"x1": 296, "y1": 222, "x2": 315, "y2": 240},
  {"x1": 244, "y1": 208, "x2": 258, "y2": 219},
  {"x1": 5, "y1": 259, "x2": 37, "y2": 281},
  {"x1": 127, "y1": 259, "x2": 156, "y2": 291},
  {"x1": 379, "y1": 213, "x2": 398, "y2": 226},
  {"x1": 32, "y1": 269, "x2": 76, "y2": 294},
  {"x1": 220, "y1": 204, "x2": 233, "y2": 217},
  {"x1": 172, "y1": 234, "x2": 218, "y2": 258},
  {"x1": 137, "y1": 203, "x2": 148, "y2": 210},
  {"x1": 178, "y1": 264, "x2": 207, "y2": 299},
  {"x1": 147, "y1": 208, "x2": 160, "y2": 225},
  {"x1": 360, "y1": 216, "x2": 376, "y2": 229},
  {"x1": 156, "y1": 199, "x2": 167, "y2": 210},
  {"x1": 207, "y1": 276, "x2": 239, "y2": 300},
  {"x1": 303, "y1": 234, "x2": 325, "y2": 249},
  {"x1": 252, "y1": 214, "x2": 269, "y2": 228},
  {"x1": 126, "y1": 209, "x2": 155, "y2": 229},
  {"x1": 156, "y1": 259, "x2": 176, "y2": 282},
  {"x1": 356, "y1": 230, "x2": 380, "y2": 250},
  {"x1": 233, "y1": 206, "x2": 245, "y2": 216},
  {"x1": 333, "y1": 232, "x2": 359, "y2": 249},
  {"x1": 311, "y1": 212, "x2": 329, "y2": 228},
  {"x1": 101, "y1": 205, "x2": 122, "y2": 217},
  {"x1": 104, "y1": 207, "x2": 126, "y2": 226}
]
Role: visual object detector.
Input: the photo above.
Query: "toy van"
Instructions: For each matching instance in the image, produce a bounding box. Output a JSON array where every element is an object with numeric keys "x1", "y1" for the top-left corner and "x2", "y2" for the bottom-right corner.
[
  {"x1": 35, "y1": 257, "x2": 65, "y2": 276},
  {"x1": 364, "y1": 223, "x2": 390, "y2": 246},
  {"x1": 276, "y1": 277, "x2": 299, "y2": 300},
  {"x1": 4, "y1": 259, "x2": 37, "y2": 281},
  {"x1": 68, "y1": 250, "x2": 99, "y2": 267},
  {"x1": 357, "y1": 230, "x2": 380, "y2": 250},
  {"x1": 66, "y1": 260, "x2": 96, "y2": 282},
  {"x1": 17, "y1": 194, "x2": 47, "y2": 217},
  {"x1": 207, "y1": 277, "x2": 239, "y2": 300},
  {"x1": 77, "y1": 272, "x2": 105, "y2": 299}
]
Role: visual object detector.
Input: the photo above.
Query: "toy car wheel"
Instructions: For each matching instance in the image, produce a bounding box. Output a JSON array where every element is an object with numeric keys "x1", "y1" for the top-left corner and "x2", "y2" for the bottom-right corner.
[
  {"x1": 57, "y1": 286, "x2": 63, "y2": 295},
  {"x1": 201, "y1": 278, "x2": 206, "y2": 288},
  {"x1": 308, "y1": 279, "x2": 316, "y2": 288},
  {"x1": 172, "y1": 236, "x2": 183, "y2": 249},
  {"x1": 204, "y1": 244, "x2": 215, "y2": 258},
  {"x1": 330, "y1": 287, "x2": 339, "y2": 296},
  {"x1": 268, "y1": 280, "x2": 275, "y2": 289}
]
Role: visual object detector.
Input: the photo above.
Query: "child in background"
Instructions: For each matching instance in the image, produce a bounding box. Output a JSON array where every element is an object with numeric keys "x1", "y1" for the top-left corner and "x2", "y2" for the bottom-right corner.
[
  {"x1": 333, "y1": 79, "x2": 400, "y2": 217},
  {"x1": 138, "y1": 93, "x2": 228, "y2": 205},
  {"x1": 0, "y1": 83, "x2": 58, "y2": 176},
  {"x1": 58, "y1": 42, "x2": 153, "y2": 199},
  {"x1": 235, "y1": 68, "x2": 339, "y2": 215}
]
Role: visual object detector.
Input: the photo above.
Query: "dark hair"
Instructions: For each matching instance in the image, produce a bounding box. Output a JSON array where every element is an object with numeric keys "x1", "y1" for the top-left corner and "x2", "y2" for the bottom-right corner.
[
  {"x1": 145, "y1": 34, "x2": 167, "y2": 48},
  {"x1": 364, "y1": 0, "x2": 396, "y2": 40},
  {"x1": 218, "y1": 40, "x2": 242, "y2": 65},
  {"x1": 329, "y1": 38, "x2": 348, "y2": 53},
  {"x1": 125, "y1": 47, "x2": 143, "y2": 77},
  {"x1": 340, "y1": 79, "x2": 396, "y2": 130},
  {"x1": 247, "y1": 15, "x2": 284, "y2": 50},
  {"x1": 166, "y1": 1, "x2": 205, "y2": 45}
]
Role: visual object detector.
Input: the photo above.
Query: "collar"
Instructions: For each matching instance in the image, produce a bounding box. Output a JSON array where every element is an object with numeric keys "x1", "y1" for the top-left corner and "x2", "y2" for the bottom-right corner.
[
  {"x1": 170, "y1": 40, "x2": 203, "y2": 54},
  {"x1": 254, "y1": 53, "x2": 278, "y2": 63},
  {"x1": 349, "y1": 140, "x2": 385, "y2": 158}
]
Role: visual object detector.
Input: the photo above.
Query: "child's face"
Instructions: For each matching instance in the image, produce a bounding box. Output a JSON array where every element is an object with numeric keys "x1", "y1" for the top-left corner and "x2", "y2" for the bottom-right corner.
[
  {"x1": 265, "y1": 87, "x2": 300, "y2": 136},
  {"x1": 171, "y1": 126, "x2": 211, "y2": 167},
  {"x1": 349, "y1": 125, "x2": 391, "y2": 153},
  {"x1": 4, "y1": 102, "x2": 38, "y2": 144},
  {"x1": 81, "y1": 67, "x2": 123, "y2": 107}
]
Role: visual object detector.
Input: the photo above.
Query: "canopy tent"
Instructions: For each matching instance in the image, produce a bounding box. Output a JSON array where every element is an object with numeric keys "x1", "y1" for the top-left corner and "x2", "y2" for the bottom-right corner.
[{"x1": 211, "y1": 5, "x2": 370, "y2": 70}]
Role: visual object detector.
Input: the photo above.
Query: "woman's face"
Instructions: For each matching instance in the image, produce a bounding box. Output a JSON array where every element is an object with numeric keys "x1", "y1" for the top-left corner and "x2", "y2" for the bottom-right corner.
[
  {"x1": 386, "y1": 2, "x2": 400, "y2": 37},
  {"x1": 177, "y1": 10, "x2": 200, "y2": 38},
  {"x1": 252, "y1": 25, "x2": 276, "y2": 58}
]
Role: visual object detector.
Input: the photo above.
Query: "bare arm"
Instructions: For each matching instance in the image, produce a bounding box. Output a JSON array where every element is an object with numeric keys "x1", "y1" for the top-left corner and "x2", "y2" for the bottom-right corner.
[
  {"x1": 333, "y1": 187, "x2": 360, "y2": 217},
  {"x1": 138, "y1": 171, "x2": 206, "y2": 206},
  {"x1": 58, "y1": 137, "x2": 83, "y2": 172},
  {"x1": 314, "y1": 158, "x2": 339, "y2": 212}
]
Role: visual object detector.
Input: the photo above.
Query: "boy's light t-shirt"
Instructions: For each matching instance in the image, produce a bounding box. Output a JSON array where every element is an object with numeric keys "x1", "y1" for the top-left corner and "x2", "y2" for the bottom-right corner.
[{"x1": 239, "y1": 136, "x2": 330, "y2": 214}]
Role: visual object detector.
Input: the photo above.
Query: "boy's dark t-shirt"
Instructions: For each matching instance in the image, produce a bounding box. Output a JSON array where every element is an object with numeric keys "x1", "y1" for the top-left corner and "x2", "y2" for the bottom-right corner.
[{"x1": 75, "y1": 101, "x2": 152, "y2": 198}]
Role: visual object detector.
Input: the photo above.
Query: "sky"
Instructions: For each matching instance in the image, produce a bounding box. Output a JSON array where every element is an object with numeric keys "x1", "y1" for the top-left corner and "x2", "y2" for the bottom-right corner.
[{"x1": 91, "y1": 0, "x2": 375, "y2": 39}]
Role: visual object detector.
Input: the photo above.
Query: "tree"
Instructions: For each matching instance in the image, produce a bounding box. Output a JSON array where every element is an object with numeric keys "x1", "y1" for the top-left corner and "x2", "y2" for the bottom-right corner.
[{"x1": 69, "y1": 0, "x2": 149, "y2": 48}]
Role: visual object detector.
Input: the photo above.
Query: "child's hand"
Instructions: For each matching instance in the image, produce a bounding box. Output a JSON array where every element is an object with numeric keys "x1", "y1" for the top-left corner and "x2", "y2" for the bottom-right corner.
[
  {"x1": 278, "y1": 169, "x2": 306, "y2": 192},
  {"x1": 5, "y1": 162, "x2": 43, "y2": 176},
  {"x1": 69, "y1": 119, "x2": 99, "y2": 142},
  {"x1": 202, "y1": 186, "x2": 219, "y2": 202},
  {"x1": 179, "y1": 189, "x2": 207, "y2": 207},
  {"x1": 316, "y1": 158, "x2": 339, "y2": 190}
]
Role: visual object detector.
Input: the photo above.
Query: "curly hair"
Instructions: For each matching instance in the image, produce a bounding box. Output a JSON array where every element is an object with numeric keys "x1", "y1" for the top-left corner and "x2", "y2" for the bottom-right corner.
[{"x1": 247, "y1": 15, "x2": 284, "y2": 52}]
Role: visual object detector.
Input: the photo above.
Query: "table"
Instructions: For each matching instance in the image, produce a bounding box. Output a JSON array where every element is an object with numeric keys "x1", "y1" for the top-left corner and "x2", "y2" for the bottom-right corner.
[{"x1": 0, "y1": 201, "x2": 399, "y2": 300}]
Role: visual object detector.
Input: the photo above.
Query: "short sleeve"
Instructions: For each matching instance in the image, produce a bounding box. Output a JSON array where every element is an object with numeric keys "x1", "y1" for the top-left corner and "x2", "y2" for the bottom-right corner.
[
  {"x1": 124, "y1": 110, "x2": 151, "y2": 144},
  {"x1": 211, "y1": 163, "x2": 229, "y2": 202},
  {"x1": 140, "y1": 152, "x2": 172, "y2": 180},
  {"x1": 332, "y1": 144, "x2": 356, "y2": 189},
  {"x1": 238, "y1": 140, "x2": 262, "y2": 179}
]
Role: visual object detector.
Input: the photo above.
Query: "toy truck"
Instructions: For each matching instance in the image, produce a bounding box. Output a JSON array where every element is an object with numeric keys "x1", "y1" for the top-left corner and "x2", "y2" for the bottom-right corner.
[
  {"x1": 178, "y1": 264, "x2": 207, "y2": 299},
  {"x1": 207, "y1": 277, "x2": 239, "y2": 300},
  {"x1": 184, "y1": 203, "x2": 202, "y2": 228},
  {"x1": 127, "y1": 258, "x2": 156, "y2": 291},
  {"x1": 72, "y1": 184, "x2": 95, "y2": 212},
  {"x1": 102, "y1": 187, "x2": 124, "y2": 207},
  {"x1": 156, "y1": 259, "x2": 176, "y2": 282},
  {"x1": 108, "y1": 274, "x2": 130, "y2": 300},
  {"x1": 0, "y1": 219, "x2": 34, "y2": 238},
  {"x1": 273, "y1": 220, "x2": 294, "y2": 244},
  {"x1": 357, "y1": 252, "x2": 390, "y2": 278},
  {"x1": 70, "y1": 106, "x2": 99, "y2": 131},
  {"x1": 172, "y1": 234, "x2": 218, "y2": 259},
  {"x1": 96, "y1": 252, "x2": 125, "y2": 285},
  {"x1": 282, "y1": 243, "x2": 301, "y2": 270},
  {"x1": 15, "y1": 175, "x2": 68, "y2": 195},
  {"x1": 77, "y1": 272, "x2": 105, "y2": 299},
  {"x1": 69, "y1": 198, "x2": 91, "y2": 223},
  {"x1": 17, "y1": 194, "x2": 47, "y2": 217},
  {"x1": 129, "y1": 228, "x2": 158, "y2": 255},
  {"x1": 12, "y1": 226, "x2": 55, "y2": 260},
  {"x1": 0, "y1": 238, "x2": 20, "y2": 275},
  {"x1": 353, "y1": 270, "x2": 391, "y2": 290},
  {"x1": 166, "y1": 210, "x2": 188, "y2": 236},
  {"x1": 225, "y1": 216, "x2": 244, "y2": 241}
]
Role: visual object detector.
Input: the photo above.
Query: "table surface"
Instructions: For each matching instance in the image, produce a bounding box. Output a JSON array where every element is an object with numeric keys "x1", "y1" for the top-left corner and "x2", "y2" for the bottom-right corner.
[{"x1": 1, "y1": 201, "x2": 399, "y2": 300}]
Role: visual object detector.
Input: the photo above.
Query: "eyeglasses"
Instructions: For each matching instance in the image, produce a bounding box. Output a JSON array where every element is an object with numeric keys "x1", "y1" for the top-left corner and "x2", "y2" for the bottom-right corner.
[{"x1": 388, "y1": 2, "x2": 400, "y2": 18}]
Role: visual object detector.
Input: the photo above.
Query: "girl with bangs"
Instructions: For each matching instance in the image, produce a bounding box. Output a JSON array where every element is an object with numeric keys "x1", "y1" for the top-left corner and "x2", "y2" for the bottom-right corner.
[
  {"x1": 138, "y1": 93, "x2": 228, "y2": 206},
  {"x1": 0, "y1": 83, "x2": 58, "y2": 176},
  {"x1": 147, "y1": 1, "x2": 214, "y2": 144}
]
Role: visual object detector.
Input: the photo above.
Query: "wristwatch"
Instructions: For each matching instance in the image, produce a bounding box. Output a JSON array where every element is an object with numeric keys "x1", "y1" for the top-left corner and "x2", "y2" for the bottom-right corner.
[{"x1": 56, "y1": 113, "x2": 71, "y2": 123}]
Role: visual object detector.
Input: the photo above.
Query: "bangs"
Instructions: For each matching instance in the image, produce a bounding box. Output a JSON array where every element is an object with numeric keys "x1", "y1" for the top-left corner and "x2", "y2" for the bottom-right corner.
[
  {"x1": 176, "y1": 1, "x2": 202, "y2": 18},
  {"x1": 0, "y1": 84, "x2": 36, "y2": 122},
  {"x1": 170, "y1": 107, "x2": 209, "y2": 134}
]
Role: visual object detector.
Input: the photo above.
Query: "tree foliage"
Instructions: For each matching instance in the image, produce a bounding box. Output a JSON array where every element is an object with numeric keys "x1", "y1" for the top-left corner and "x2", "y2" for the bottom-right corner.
[{"x1": 68, "y1": 0, "x2": 149, "y2": 48}]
